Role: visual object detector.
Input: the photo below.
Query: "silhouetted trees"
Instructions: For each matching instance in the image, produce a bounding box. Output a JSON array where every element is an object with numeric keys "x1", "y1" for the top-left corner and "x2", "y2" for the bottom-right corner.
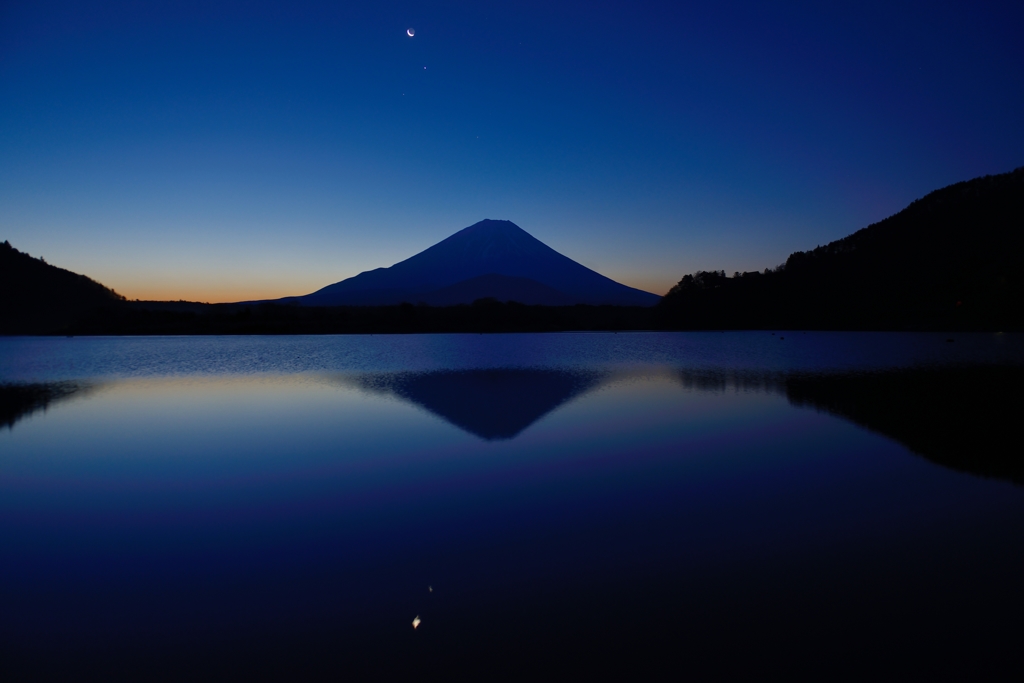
[
  {"x1": 659, "y1": 167, "x2": 1024, "y2": 330},
  {"x1": 58, "y1": 299, "x2": 656, "y2": 335},
  {"x1": 1, "y1": 240, "x2": 125, "y2": 334}
]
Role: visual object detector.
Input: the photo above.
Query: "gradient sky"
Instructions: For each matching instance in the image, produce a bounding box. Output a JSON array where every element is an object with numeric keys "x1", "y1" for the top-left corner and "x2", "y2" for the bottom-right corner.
[{"x1": 2, "y1": 1, "x2": 1022, "y2": 302}]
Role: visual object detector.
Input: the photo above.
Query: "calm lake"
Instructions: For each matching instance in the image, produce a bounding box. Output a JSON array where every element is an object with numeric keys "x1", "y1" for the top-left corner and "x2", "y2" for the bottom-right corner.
[{"x1": 2, "y1": 332, "x2": 1022, "y2": 680}]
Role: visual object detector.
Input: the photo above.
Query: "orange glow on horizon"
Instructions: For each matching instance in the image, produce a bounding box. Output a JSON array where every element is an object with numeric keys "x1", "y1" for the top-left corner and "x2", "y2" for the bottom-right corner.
[
  {"x1": 113, "y1": 281, "x2": 318, "y2": 305},
  {"x1": 114, "y1": 276, "x2": 674, "y2": 304},
  {"x1": 117, "y1": 275, "x2": 673, "y2": 304},
  {"x1": 126, "y1": 291, "x2": 309, "y2": 304}
]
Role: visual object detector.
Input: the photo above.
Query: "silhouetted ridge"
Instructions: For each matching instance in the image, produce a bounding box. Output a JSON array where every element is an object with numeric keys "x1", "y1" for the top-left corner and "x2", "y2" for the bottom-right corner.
[
  {"x1": 295, "y1": 219, "x2": 659, "y2": 307},
  {"x1": 659, "y1": 167, "x2": 1024, "y2": 330},
  {"x1": 0, "y1": 241, "x2": 125, "y2": 334}
]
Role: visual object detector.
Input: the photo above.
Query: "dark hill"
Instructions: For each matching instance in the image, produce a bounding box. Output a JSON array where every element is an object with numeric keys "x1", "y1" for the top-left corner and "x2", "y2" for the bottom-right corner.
[
  {"x1": 0, "y1": 241, "x2": 125, "y2": 334},
  {"x1": 289, "y1": 219, "x2": 659, "y2": 307},
  {"x1": 659, "y1": 167, "x2": 1024, "y2": 330}
]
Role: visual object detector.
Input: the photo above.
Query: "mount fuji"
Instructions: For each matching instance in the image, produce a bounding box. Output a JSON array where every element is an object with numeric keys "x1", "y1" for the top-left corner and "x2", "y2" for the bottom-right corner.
[{"x1": 285, "y1": 220, "x2": 660, "y2": 307}]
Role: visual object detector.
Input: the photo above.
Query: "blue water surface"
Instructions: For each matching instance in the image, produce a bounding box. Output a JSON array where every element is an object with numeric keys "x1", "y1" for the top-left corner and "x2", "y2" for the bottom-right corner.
[{"x1": 1, "y1": 332, "x2": 1021, "y2": 680}]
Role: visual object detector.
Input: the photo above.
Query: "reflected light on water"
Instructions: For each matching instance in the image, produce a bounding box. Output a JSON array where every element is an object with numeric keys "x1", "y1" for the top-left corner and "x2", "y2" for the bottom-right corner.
[{"x1": 1, "y1": 332, "x2": 1022, "y2": 679}]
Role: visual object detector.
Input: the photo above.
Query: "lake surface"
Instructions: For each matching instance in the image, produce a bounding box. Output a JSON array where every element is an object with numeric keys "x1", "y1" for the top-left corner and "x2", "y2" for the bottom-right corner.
[{"x1": 2, "y1": 332, "x2": 1022, "y2": 680}]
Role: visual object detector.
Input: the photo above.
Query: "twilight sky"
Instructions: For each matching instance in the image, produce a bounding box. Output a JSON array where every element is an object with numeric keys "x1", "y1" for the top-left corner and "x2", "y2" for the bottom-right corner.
[{"x1": 2, "y1": 0, "x2": 1022, "y2": 302}]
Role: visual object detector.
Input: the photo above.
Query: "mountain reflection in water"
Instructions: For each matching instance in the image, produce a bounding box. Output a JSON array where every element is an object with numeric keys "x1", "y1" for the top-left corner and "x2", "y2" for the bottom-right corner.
[
  {"x1": 0, "y1": 381, "x2": 91, "y2": 430},
  {"x1": 3, "y1": 364, "x2": 1020, "y2": 485},
  {"x1": 3, "y1": 351, "x2": 1023, "y2": 680},
  {"x1": 346, "y1": 364, "x2": 1023, "y2": 485},
  {"x1": 783, "y1": 365, "x2": 1024, "y2": 486},
  {"x1": 343, "y1": 368, "x2": 607, "y2": 440},
  {"x1": 673, "y1": 365, "x2": 1024, "y2": 486}
]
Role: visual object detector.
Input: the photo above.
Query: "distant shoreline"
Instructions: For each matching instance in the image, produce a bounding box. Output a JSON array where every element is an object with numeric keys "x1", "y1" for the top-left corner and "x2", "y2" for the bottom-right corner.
[
  {"x1": 36, "y1": 299, "x2": 660, "y2": 336},
  {"x1": 4, "y1": 298, "x2": 1017, "y2": 336}
]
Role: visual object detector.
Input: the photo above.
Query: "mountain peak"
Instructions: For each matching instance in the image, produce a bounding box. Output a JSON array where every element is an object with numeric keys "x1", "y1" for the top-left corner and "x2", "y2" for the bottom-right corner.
[
  {"x1": 298, "y1": 220, "x2": 660, "y2": 307},
  {"x1": 462, "y1": 219, "x2": 517, "y2": 230},
  {"x1": 457, "y1": 219, "x2": 528, "y2": 236}
]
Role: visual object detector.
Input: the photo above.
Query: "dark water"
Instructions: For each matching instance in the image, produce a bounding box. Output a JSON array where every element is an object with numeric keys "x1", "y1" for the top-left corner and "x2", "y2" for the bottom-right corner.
[{"x1": 1, "y1": 333, "x2": 1022, "y2": 680}]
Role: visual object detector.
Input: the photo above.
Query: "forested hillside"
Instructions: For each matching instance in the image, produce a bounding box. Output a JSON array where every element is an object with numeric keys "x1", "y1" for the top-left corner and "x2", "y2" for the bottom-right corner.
[
  {"x1": 659, "y1": 167, "x2": 1024, "y2": 330},
  {"x1": 0, "y1": 241, "x2": 124, "y2": 334}
]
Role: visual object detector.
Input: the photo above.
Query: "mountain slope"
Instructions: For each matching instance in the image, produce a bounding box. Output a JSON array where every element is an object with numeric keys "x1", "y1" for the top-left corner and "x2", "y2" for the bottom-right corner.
[
  {"x1": 295, "y1": 219, "x2": 659, "y2": 306},
  {"x1": 659, "y1": 167, "x2": 1024, "y2": 330},
  {"x1": 418, "y1": 274, "x2": 577, "y2": 306},
  {"x1": 0, "y1": 241, "x2": 125, "y2": 334}
]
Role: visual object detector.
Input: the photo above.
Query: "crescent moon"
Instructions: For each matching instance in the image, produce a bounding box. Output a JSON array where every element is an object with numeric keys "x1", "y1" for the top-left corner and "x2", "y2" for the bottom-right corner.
[{"x1": 407, "y1": 28, "x2": 415, "y2": 37}]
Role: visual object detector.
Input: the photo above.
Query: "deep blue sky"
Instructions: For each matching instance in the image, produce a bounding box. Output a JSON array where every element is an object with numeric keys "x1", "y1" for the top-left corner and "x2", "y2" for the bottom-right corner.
[{"x1": 2, "y1": 1, "x2": 1022, "y2": 301}]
